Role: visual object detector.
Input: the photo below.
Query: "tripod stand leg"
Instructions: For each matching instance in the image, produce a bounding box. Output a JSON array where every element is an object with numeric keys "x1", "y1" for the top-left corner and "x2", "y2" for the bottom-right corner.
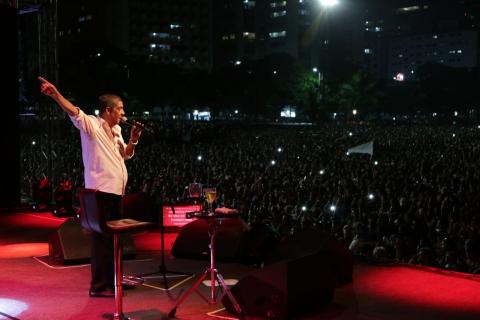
[
  {"x1": 168, "y1": 268, "x2": 210, "y2": 318},
  {"x1": 215, "y1": 271, "x2": 243, "y2": 317}
]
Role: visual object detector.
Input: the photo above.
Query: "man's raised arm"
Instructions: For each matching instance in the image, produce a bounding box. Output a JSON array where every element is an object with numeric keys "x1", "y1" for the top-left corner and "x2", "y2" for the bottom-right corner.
[{"x1": 38, "y1": 76, "x2": 79, "y2": 116}]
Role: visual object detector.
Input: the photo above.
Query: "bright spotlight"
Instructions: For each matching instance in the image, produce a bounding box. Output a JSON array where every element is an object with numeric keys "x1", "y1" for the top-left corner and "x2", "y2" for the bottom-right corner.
[
  {"x1": 320, "y1": 0, "x2": 339, "y2": 7},
  {"x1": 368, "y1": 193, "x2": 374, "y2": 200},
  {"x1": 301, "y1": 206, "x2": 307, "y2": 211},
  {"x1": 197, "y1": 155, "x2": 202, "y2": 161},
  {"x1": 329, "y1": 204, "x2": 336, "y2": 212}
]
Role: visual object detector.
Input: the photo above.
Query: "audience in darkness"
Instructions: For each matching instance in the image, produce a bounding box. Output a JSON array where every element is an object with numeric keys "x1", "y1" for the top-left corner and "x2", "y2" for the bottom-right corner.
[{"x1": 20, "y1": 119, "x2": 480, "y2": 275}]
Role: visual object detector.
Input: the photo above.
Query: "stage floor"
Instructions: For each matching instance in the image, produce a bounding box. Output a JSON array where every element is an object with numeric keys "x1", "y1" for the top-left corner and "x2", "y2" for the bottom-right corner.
[{"x1": 1, "y1": 210, "x2": 479, "y2": 320}]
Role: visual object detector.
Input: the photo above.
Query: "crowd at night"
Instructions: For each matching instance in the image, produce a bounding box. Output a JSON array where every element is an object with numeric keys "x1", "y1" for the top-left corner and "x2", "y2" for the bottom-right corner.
[{"x1": 21, "y1": 118, "x2": 480, "y2": 275}]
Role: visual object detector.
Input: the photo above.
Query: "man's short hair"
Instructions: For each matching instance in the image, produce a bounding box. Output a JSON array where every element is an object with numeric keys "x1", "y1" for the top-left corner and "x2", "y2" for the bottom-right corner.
[{"x1": 98, "y1": 94, "x2": 121, "y2": 114}]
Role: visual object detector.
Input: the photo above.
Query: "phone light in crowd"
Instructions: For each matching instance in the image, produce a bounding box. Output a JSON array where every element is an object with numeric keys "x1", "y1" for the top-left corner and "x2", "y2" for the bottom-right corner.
[
  {"x1": 393, "y1": 117, "x2": 396, "y2": 121},
  {"x1": 297, "y1": 156, "x2": 300, "y2": 159},
  {"x1": 368, "y1": 193, "x2": 375, "y2": 200},
  {"x1": 452, "y1": 133, "x2": 456, "y2": 138},
  {"x1": 346, "y1": 152, "x2": 350, "y2": 156},
  {"x1": 349, "y1": 132, "x2": 353, "y2": 136},
  {"x1": 352, "y1": 109, "x2": 357, "y2": 116},
  {"x1": 432, "y1": 112, "x2": 437, "y2": 117},
  {"x1": 319, "y1": 169, "x2": 325, "y2": 175},
  {"x1": 193, "y1": 110, "x2": 199, "y2": 116},
  {"x1": 454, "y1": 111, "x2": 458, "y2": 117},
  {"x1": 277, "y1": 147, "x2": 283, "y2": 153},
  {"x1": 374, "y1": 161, "x2": 379, "y2": 165},
  {"x1": 393, "y1": 72, "x2": 404, "y2": 81},
  {"x1": 301, "y1": 206, "x2": 307, "y2": 212},
  {"x1": 477, "y1": 125, "x2": 480, "y2": 129},
  {"x1": 234, "y1": 109, "x2": 239, "y2": 114},
  {"x1": 94, "y1": 109, "x2": 100, "y2": 116},
  {"x1": 273, "y1": 70, "x2": 277, "y2": 75},
  {"x1": 32, "y1": 140, "x2": 36, "y2": 146},
  {"x1": 271, "y1": 160, "x2": 276, "y2": 165},
  {"x1": 197, "y1": 155, "x2": 202, "y2": 161},
  {"x1": 329, "y1": 204, "x2": 336, "y2": 212}
]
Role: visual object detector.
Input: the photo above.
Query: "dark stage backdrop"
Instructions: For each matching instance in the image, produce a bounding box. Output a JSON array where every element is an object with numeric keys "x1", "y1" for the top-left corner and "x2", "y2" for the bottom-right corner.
[{"x1": 0, "y1": 4, "x2": 20, "y2": 208}]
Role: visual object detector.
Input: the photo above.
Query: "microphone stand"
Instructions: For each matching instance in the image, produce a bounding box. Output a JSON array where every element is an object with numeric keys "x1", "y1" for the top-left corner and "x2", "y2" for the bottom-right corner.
[{"x1": 140, "y1": 193, "x2": 192, "y2": 290}]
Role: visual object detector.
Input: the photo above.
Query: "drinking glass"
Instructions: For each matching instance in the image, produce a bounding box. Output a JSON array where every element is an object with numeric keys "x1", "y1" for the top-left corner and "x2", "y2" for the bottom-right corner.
[{"x1": 203, "y1": 187, "x2": 217, "y2": 213}]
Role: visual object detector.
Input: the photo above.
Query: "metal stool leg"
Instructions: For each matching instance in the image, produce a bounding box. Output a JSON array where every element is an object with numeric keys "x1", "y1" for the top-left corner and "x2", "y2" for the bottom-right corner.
[{"x1": 113, "y1": 234, "x2": 128, "y2": 320}]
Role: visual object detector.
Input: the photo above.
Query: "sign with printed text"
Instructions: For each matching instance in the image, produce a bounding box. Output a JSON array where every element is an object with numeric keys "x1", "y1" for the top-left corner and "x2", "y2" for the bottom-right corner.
[{"x1": 162, "y1": 204, "x2": 202, "y2": 228}]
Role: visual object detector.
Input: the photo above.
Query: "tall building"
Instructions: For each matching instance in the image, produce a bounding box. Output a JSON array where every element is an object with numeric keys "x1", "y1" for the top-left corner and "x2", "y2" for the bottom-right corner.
[
  {"x1": 361, "y1": 0, "x2": 480, "y2": 80},
  {"x1": 212, "y1": 0, "x2": 363, "y2": 77},
  {"x1": 57, "y1": 0, "x2": 213, "y2": 70}
]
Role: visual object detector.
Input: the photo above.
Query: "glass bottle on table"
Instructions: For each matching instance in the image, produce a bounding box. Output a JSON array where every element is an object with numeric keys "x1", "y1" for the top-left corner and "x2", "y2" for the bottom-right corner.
[{"x1": 203, "y1": 187, "x2": 217, "y2": 214}]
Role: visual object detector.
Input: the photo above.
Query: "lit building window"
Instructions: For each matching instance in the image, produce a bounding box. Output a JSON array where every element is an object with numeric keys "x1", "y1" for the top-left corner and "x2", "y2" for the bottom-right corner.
[
  {"x1": 243, "y1": 32, "x2": 256, "y2": 40},
  {"x1": 269, "y1": 30, "x2": 286, "y2": 38},
  {"x1": 398, "y1": 6, "x2": 420, "y2": 13},
  {"x1": 272, "y1": 10, "x2": 287, "y2": 18},
  {"x1": 150, "y1": 44, "x2": 170, "y2": 51},
  {"x1": 280, "y1": 106, "x2": 296, "y2": 118},
  {"x1": 270, "y1": 1, "x2": 286, "y2": 8},
  {"x1": 243, "y1": 0, "x2": 255, "y2": 9},
  {"x1": 151, "y1": 32, "x2": 171, "y2": 39}
]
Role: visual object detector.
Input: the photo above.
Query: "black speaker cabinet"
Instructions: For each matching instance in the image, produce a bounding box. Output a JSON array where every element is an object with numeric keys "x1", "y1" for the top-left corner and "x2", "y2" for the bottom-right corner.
[
  {"x1": 223, "y1": 252, "x2": 336, "y2": 319},
  {"x1": 49, "y1": 217, "x2": 136, "y2": 264},
  {"x1": 264, "y1": 229, "x2": 354, "y2": 284},
  {"x1": 171, "y1": 218, "x2": 250, "y2": 262}
]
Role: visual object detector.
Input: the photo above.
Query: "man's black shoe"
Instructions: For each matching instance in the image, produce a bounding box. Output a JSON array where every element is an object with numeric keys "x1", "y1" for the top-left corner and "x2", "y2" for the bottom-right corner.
[{"x1": 89, "y1": 288, "x2": 115, "y2": 298}]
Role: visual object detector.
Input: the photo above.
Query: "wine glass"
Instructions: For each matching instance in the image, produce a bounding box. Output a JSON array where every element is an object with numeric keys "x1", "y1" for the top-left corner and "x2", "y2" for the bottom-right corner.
[{"x1": 203, "y1": 187, "x2": 217, "y2": 213}]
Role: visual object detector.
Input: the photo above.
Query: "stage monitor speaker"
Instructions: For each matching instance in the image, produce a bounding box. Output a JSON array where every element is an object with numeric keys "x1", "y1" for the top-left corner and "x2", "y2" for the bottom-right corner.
[
  {"x1": 49, "y1": 217, "x2": 136, "y2": 264},
  {"x1": 171, "y1": 218, "x2": 250, "y2": 262},
  {"x1": 222, "y1": 252, "x2": 335, "y2": 319},
  {"x1": 263, "y1": 229, "x2": 354, "y2": 284}
]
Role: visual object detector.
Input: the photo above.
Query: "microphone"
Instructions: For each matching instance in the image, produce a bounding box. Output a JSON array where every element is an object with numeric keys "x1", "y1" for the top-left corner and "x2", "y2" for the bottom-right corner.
[{"x1": 121, "y1": 116, "x2": 153, "y2": 133}]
